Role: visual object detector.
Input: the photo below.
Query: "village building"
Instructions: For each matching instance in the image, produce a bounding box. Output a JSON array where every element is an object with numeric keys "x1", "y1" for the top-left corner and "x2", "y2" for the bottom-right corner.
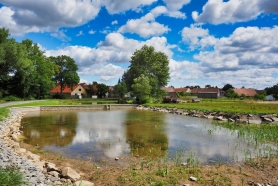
[
  {"x1": 190, "y1": 88, "x2": 220, "y2": 99},
  {"x1": 50, "y1": 83, "x2": 89, "y2": 98},
  {"x1": 233, "y1": 88, "x2": 257, "y2": 98}
]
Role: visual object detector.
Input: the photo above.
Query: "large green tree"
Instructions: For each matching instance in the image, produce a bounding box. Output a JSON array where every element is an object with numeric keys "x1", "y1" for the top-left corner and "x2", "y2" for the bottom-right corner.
[
  {"x1": 122, "y1": 45, "x2": 170, "y2": 101},
  {"x1": 15, "y1": 39, "x2": 58, "y2": 99},
  {"x1": 222, "y1": 84, "x2": 234, "y2": 92},
  {"x1": 131, "y1": 74, "x2": 151, "y2": 104},
  {"x1": 50, "y1": 55, "x2": 80, "y2": 93},
  {"x1": 0, "y1": 28, "x2": 33, "y2": 97},
  {"x1": 114, "y1": 82, "x2": 127, "y2": 98},
  {"x1": 97, "y1": 83, "x2": 109, "y2": 98}
]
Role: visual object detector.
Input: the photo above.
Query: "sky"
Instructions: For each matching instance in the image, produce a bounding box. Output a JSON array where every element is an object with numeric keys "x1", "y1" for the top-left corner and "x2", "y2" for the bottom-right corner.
[{"x1": 0, "y1": 0, "x2": 278, "y2": 89}]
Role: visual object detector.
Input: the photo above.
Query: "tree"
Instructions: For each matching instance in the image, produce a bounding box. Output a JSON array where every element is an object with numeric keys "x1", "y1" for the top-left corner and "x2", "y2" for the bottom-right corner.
[
  {"x1": 205, "y1": 85, "x2": 211, "y2": 88},
  {"x1": 97, "y1": 83, "x2": 109, "y2": 98},
  {"x1": 225, "y1": 88, "x2": 239, "y2": 99},
  {"x1": 131, "y1": 74, "x2": 151, "y2": 104},
  {"x1": 0, "y1": 28, "x2": 33, "y2": 97},
  {"x1": 254, "y1": 91, "x2": 266, "y2": 100},
  {"x1": 222, "y1": 84, "x2": 234, "y2": 91},
  {"x1": 122, "y1": 45, "x2": 170, "y2": 99},
  {"x1": 50, "y1": 55, "x2": 80, "y2": 93},
  {"x1": 17, "y1": 39, "x2": 57, "y2": 99},
  {"x1": 265, "y1": 84, "x2": 278, "y2": 98},
  {"x1": 114, "y1": 82, "x2": 127, "y2": 98},
  {"x1": 87, "y1": 83, "x2": 97, "y2": 96}
]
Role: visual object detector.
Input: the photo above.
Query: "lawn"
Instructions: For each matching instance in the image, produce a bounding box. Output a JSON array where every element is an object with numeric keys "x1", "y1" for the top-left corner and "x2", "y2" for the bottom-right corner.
[{"x1": 145, "y1": 99, "x2": 278, "y2": 115}]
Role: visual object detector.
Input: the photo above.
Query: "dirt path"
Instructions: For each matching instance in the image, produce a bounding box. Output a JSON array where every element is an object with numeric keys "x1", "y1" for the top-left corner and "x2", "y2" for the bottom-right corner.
[{"x1": 0, "y1": 100, "x2": 46, "y2": 108}]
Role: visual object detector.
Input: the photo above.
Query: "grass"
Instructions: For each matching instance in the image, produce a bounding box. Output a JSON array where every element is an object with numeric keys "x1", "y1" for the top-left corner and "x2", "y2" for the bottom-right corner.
[
  {"x1": 0, "y1": 107, "x2": 9, "y2": 121},
  {"x1": 0, "y1": 166, "x2": 27, "y2": 186},
  {"x1": 145, "y1": 100, "x2": 278, "y2": 115}
]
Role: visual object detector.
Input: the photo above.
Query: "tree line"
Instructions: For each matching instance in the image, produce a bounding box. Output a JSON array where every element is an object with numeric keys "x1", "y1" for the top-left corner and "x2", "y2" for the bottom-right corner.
[{"x1": 0, "y1": 28, "x2": 79, "y2": 100}]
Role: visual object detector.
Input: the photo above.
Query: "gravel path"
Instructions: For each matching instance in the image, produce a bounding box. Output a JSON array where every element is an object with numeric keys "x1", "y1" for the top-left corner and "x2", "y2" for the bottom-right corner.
[{"x1": 0, "y1": 100, "x2": 46, "y2": 108}]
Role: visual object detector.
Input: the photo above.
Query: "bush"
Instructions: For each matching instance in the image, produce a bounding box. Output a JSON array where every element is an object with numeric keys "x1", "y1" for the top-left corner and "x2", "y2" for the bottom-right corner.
[
  {"x1": 3, "y1": 95, "x2": 21, "y2": 101},
  {"x1": 52, "y1": 93, "x2": 66, "y2": 99},
  {"x1": 0, "y1": 166, "x2": 27, "y2": 186},
  {"x1": 118, "y1": 99, "x2": 127, "y2": 104}
]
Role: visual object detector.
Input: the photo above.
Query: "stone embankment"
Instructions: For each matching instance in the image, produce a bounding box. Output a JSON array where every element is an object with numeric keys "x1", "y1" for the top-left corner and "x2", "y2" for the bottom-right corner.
[
  {"x1": 136, "y1": 105, "x2": 278, "y2": 124},
  {"x1": 0, "y1": 107, "x2": 94, "y2": 186}
]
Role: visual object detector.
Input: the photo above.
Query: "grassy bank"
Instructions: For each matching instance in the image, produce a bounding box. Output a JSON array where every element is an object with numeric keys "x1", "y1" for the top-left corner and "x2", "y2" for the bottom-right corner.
[
  {"x1": 0, "y1": 108, "x2": 9, "y2": 121},
  {"x1": 145, "y1": 100, "x2": 278, "y2": 115}
]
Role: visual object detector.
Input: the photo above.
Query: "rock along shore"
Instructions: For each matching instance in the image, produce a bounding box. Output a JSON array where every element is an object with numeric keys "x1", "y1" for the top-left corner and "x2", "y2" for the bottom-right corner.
[
  {"x1": 0, "y1": 107, "x2": 95, "y2": 186},
  {"x1": 136, "y1": 105, "x2": 278, "y2": 124}
]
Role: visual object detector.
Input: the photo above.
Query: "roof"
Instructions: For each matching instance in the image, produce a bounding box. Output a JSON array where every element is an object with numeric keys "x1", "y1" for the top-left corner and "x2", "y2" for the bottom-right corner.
[
  {"x1": 50, "y1": 83, "x2": 87, "y2": 93},
  {"x1": 161, "y1": 87, "x2": 175, "y2": 93},
  {"x1": 191, "y1": 88, "x2": 220, "y2": 94},
  {"x1": 50, "y1": 85, "x2": 77, "y2": 93},
  {"x1": 233, "y1": 88, "x2": 257, "y2": 97},
  {"x1": 174, "y1": 88, "x2": 190, "y2": 93}
]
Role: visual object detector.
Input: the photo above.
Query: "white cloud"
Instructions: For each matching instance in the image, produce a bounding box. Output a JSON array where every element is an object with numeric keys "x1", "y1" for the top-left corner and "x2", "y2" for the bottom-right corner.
[
  {"x1": 118, "y1": 6, "x2": 171, "y2": 38},
  {"x1": 0, "y1": 0, "x2": 160, "y2": 36},
  {"x1": 100, "y1": 0, "x2": 157, "y2": 14},
  {"x1": 169, "y1": 25, "x2": 278, "y2": 89},
  {"x1": 76, "y1": 30, "x2": 83, "y2": 36},
  {"x1": 50, "y1": 30, "x2": 71, "y2": 42},
  {"x1": 111, "y1": 20, "x2": 118, "y2": 25},
  {"x1": 181, "y1": 24, "x2": 211, "y2": 50},
  {"x1": 163, "y1": 0, "x2": 190, "y2": 11},
  {"x1": 88, "y1": 30, "x2": 96, "y2": 34},
  {"x1": 45, "y1": 32, "x2": 174, "y2": 83},
  {"x1": 192, "y1": 0, "x2": 278, "y2": 25},
  {"x1": 0, "y1": 0, "x2": 101, "y2": 35}
]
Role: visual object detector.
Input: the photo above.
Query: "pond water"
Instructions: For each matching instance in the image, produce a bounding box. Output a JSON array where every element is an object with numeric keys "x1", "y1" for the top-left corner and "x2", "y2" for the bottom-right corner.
[{"x1": 21, "y1": 110, "x2": 272, "y2": 165}]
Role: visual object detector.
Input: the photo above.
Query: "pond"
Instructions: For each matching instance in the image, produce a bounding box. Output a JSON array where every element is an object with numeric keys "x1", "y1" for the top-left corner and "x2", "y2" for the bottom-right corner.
[{"x1": 21, "y1": 109, "x2": 273, "y2": 165}]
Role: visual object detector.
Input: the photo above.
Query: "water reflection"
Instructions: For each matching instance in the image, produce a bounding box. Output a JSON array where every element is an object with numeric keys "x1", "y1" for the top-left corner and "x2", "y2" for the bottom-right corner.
[
  {"x1": 22, "y1": 111, "x2": 77, "y2": 147},
  {"x1": 125, "y1": 110, "x2": 168, "y2": 158},
  {"x1": 21, "y1": 110, "x2": 273, "y2": 165}
]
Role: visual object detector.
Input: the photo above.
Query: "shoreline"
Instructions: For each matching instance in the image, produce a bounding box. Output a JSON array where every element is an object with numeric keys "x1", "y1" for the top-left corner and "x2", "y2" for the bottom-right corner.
[{"x1": 1, "y1": 105, "x2": 278, "y2": 185}]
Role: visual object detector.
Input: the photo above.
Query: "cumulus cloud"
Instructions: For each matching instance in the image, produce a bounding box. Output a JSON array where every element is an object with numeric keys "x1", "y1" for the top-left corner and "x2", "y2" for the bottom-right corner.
[
  {"x1": 88, "y1": 30, "x2": 96, "y2": 34},
  {"x1": 192, "y1": 0, "x2": 278, "y2": 25},
  {"x1": 76, "y1": 30, "x2": 84, "y2": 37},
  {"x1": 45, "y1": 32, "x2": 174, "y2": 82},
  {"x1": 171, "y1": 25, "x2": 278, "y2": 89},
  {"x1": 163, "y1": 0, "x2": 191, "y2": 11},
  {"x1": 0, "y1": 0, "x2": 159, "y2": 36},
  {"x1": 111, "y1": 20, "x2": 118, "y2": 25},
  {"x1": 118, "y1": 6, "x2": 170, "y2": 38},
  {"x1": 0, "y1": 0, "x2": 101, "y2": 35},
  {"x1": 100, "y1": 0, "x2": 157, "y2": 14},
  {"x1": 181, "y1": 24, "x2": 213, "y2": 50},
  {"x1": 50, "y1": 30, "x2": 71, "y2": 42}
]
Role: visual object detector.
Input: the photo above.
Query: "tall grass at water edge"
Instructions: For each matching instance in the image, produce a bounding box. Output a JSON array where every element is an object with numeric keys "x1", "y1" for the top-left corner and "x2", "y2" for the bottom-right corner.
[{"x1": 146, "y1": 100, "x2": 278, "y2": 115}]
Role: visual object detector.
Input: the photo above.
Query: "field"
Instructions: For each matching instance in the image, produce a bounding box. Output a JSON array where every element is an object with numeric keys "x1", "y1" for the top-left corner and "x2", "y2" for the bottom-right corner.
[{"x1": 146, "y1": 99, "x2": 278, "y2": 115}]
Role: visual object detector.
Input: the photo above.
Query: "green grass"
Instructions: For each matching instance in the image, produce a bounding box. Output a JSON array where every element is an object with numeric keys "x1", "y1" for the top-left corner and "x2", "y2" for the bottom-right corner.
[
  {"x1": 0, "y1": 107, "x2": 9, "y2": 121},
  {"x1": 145, "y1": 100, "x2": 278, "y2": 115},
  {"x1": 0, "y1": 166, "x2": 27, "y2": 186},
  {"x1": 213, "y1": 121, "x2": 278, "y2": 144}
]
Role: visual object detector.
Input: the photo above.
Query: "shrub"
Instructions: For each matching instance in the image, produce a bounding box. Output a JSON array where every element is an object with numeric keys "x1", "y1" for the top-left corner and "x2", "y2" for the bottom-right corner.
[
  {"x1": 0, "y1": 166, "x2": 27, "y2": 186},
  {"x1": 3, "y1": 95, "x2": 21, "y2": 101},
  {"x1": 52, "y1": 93, "x2": 66, "y2": 99}
]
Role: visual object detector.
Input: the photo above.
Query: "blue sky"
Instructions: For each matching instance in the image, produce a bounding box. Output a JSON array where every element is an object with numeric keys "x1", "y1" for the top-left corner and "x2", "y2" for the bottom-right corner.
[{"x1": 0, "y1": 0, "x2": 278, "y2": 89}]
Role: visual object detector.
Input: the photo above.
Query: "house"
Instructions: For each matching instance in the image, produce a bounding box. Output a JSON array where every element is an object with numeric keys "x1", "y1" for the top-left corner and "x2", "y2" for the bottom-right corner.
[
  {"x1": 233, "y1": 88, "x2": 257, "y2": 98},
  {"x1": 163, "y1": 92, "x2": 179, "y2": 103},
  {"x1": 174, "y1": 88, "x2": 191, "y2": 94},
  {"x1": 161, "y1": 87, "x2": 179, "y2": 103},
  {"x1": 50, "y1": 83, "x2": 89, "y2": 98},
  {"x1": 190, "y1": 88, "x2": 220, "y2": 98},
  {"x1": 266, "y1": 95, "x2": 275, "y2": 101}
]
